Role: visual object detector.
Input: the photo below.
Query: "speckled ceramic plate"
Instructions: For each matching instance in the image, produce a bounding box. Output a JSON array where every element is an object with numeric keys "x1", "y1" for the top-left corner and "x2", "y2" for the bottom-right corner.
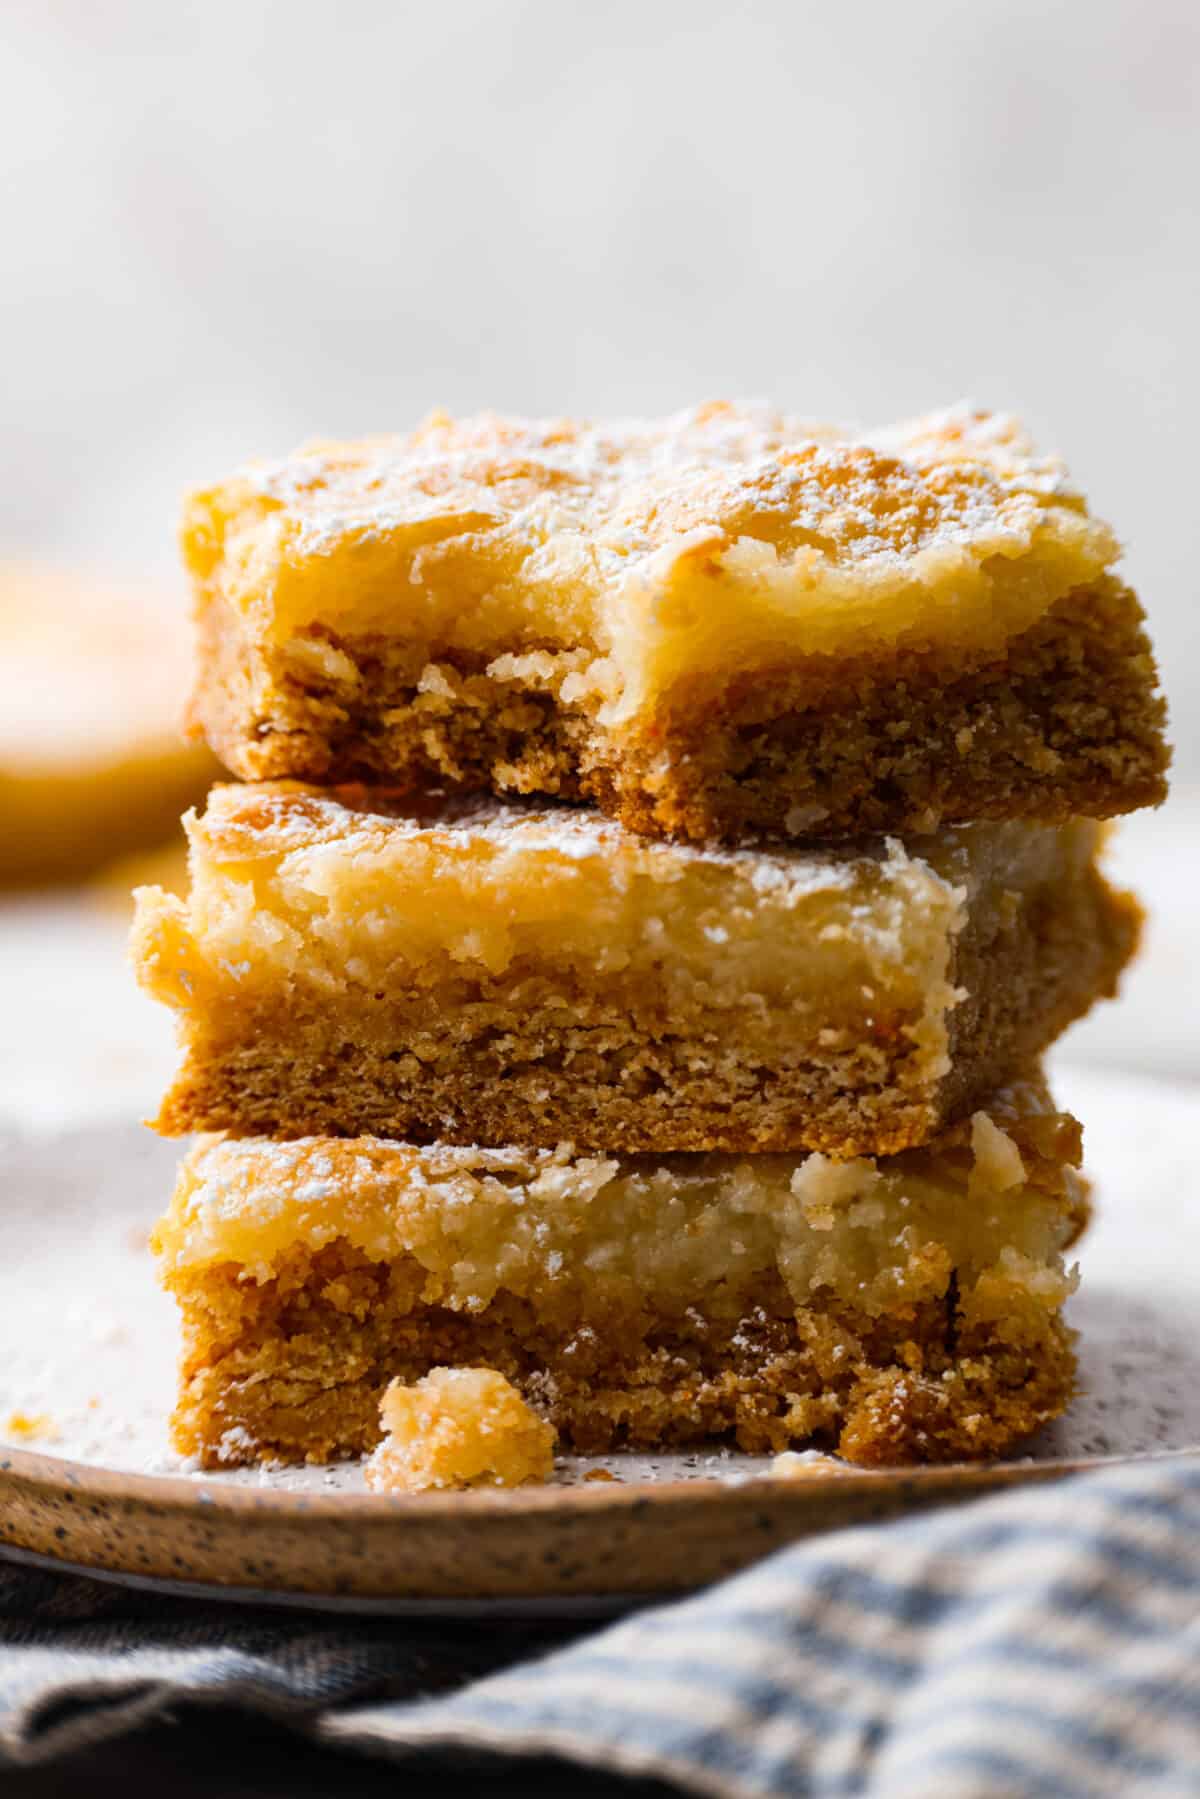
[{"x1": 1, "y1": 1065, "x2": 1197, "y2": 1613}]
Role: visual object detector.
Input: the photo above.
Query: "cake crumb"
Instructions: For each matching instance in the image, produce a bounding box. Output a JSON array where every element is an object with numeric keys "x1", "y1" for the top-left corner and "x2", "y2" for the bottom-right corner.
[
  {"x1": 583, "y1": 1467, "x2": 621, "y2": 1482},
  {"x1": 364, "y1": 1368, "x2": 556, "y2": 1494},
  {"x1": 770, "y1": 1449, "x2": 851, "y2": 1480},
  {"x1": 3, "y1": 1410, "x2": 60, "y2": 1443},
  {"x1": 969, "y1": 1111, "x2": 1026, "y2": 1196}
]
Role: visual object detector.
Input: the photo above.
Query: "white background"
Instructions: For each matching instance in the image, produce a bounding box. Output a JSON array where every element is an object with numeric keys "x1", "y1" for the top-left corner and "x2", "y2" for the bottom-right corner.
[{"x1": 2, "y1": 0, "x2": 1197, "y2": 776}]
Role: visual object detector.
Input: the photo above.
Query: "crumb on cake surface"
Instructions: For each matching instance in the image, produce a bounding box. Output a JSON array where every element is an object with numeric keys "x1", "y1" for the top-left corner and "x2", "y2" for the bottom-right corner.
[{"x1": 364, "y1": 1368, "x2": 555, "y2": 1493}]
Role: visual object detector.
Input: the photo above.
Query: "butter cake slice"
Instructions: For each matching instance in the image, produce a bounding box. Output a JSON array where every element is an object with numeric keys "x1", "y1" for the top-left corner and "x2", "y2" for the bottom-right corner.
[
  {"x1": 152, "y1": 1076, "x2": 1088, "y2": 1469},
  {"x1": 131, "y1": 782, "x2": 1138, "y2": 1156},
  {"x1": 181, "y1": 404, "x2": 1168, "y2": 841}
]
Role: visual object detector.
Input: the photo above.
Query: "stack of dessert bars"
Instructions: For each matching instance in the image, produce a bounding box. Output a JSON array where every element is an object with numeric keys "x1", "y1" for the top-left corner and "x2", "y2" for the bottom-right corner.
[{"x1": 133, "y1": 404, "x2": 1168, "y2": 1471}]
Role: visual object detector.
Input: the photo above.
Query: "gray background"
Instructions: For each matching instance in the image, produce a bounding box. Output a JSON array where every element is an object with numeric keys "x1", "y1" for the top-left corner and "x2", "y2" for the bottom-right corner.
[{"x1": 3, "y1": 0, "x2": 1196, "y2": 775}]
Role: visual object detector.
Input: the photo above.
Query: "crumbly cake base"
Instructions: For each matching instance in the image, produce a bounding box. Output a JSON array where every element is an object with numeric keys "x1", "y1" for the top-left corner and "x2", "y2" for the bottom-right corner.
[
  {"x1": 193, "y1": 580, "x2": 1168, "y2": 840},
  {"x1": 149, "y1": 845, "x2": 1139, "y2": 1155},
  {"x1": 168, "y1": 1241, "x2": 1078, "y2": 1470}
]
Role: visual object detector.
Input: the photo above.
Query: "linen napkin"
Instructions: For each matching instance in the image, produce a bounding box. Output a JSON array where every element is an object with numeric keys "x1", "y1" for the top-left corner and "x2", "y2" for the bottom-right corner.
[{"x1": 3, "y1": 1455, "x2": 1198, "y2": 1796}]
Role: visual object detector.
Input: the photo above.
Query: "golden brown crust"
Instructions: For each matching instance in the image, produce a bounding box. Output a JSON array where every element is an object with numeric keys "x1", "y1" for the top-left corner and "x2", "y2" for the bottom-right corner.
[
  {"x1": 165, "y1": 1239, "x2": 1078, "y2": 1470},
  {"x1": 191, "y1": 581, "x2": 1168, "y2": 840}
]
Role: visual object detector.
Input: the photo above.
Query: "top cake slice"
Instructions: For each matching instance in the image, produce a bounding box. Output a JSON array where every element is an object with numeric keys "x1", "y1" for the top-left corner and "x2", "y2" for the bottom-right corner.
[{"x1": 183, "y1": 403, "x2": 1168, "y2": 841}]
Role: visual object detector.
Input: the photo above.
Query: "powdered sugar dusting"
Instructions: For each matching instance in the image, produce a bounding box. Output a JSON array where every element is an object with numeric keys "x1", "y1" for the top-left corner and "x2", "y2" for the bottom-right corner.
[
  {"x1": 235, "y1": 401, "x2": 1092, "y2": 581},
  {"x1": 195, "y1": 780, "x2": 942, "y2": 902}
]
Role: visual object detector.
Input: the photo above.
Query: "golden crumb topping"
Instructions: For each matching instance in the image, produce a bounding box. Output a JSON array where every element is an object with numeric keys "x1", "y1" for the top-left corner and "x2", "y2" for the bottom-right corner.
[{"x1": 363, "y1": 1368, "x2": 555, "y2": 1493}]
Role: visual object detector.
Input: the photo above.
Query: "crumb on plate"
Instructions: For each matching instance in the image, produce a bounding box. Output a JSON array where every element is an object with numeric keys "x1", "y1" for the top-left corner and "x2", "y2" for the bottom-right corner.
[
  {"x1": 3, "y1": 1410, "x2": 60, "y2": 1443},
  {"x1": 363, "y1": 1367, "x2": 556, "y2": 1494},
  {"x1": 770, "y1": 1449, "x2": 855, "y2": 1480}
]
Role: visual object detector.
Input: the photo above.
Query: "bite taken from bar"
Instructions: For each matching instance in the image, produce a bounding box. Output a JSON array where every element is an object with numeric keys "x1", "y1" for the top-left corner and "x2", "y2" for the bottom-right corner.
[{"x1": 181, "y1": 404, "x2": 1169, "y2": 843}]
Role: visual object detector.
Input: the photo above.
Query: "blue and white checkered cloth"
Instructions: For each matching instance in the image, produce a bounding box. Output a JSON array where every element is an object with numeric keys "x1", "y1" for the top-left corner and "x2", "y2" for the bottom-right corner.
[{"x1": 4, "y1": 1456, "x2": 1199, "y2": 1795}]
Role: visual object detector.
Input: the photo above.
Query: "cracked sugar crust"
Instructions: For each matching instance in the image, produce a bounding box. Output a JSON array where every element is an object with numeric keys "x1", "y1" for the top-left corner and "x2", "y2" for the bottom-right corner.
[
  {"x1": 182, "y1": 404, "x2": 1167, "y2": 839},
  {"x1": 131, "y1": 787, "x2": 1139, "y2": 1155},
  {"x1": 189, "y1": 402, "x2": 1108, "y2": 640},
  {"x1": 156, "y1": 1079, "x2": 1087, "y2": 1469}
]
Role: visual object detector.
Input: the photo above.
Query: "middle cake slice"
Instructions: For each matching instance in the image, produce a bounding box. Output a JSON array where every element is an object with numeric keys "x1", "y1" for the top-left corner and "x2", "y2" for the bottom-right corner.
[{"x1": 132, "y1": 783, "x2": 1138, "y2": 1155}]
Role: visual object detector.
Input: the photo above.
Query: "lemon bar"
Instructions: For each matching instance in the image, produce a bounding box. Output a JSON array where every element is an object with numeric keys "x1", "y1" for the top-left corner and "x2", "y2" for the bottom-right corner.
[
  {"x1": 132, "y1": 783, "x2": 1138, "y2": 1156},
  {"x1": 182, "y1": 404, "x2": 1168, "y2": 841},
  {"x1": 154, "y1": 1077, "x2": 1087, "y2": 1468},
  {"x1": 1, "y1": 562, "x2": 217, "y2": 886}
]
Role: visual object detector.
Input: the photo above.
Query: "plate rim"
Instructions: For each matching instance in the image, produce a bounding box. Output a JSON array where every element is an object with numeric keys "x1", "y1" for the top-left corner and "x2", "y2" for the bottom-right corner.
[
  {"x1": 0, "y1": 1441, "x2": 1119, "y2": 1519},
  {"x1": 8, "y1": 1445, "x2": 1196, "y2": 1609}
]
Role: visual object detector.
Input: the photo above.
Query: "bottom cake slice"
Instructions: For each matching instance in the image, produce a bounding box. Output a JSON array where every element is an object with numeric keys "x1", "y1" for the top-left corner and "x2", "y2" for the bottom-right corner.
[{"x1": 153, "y1": 1076, "x2": 1088, "y2": 1471}]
